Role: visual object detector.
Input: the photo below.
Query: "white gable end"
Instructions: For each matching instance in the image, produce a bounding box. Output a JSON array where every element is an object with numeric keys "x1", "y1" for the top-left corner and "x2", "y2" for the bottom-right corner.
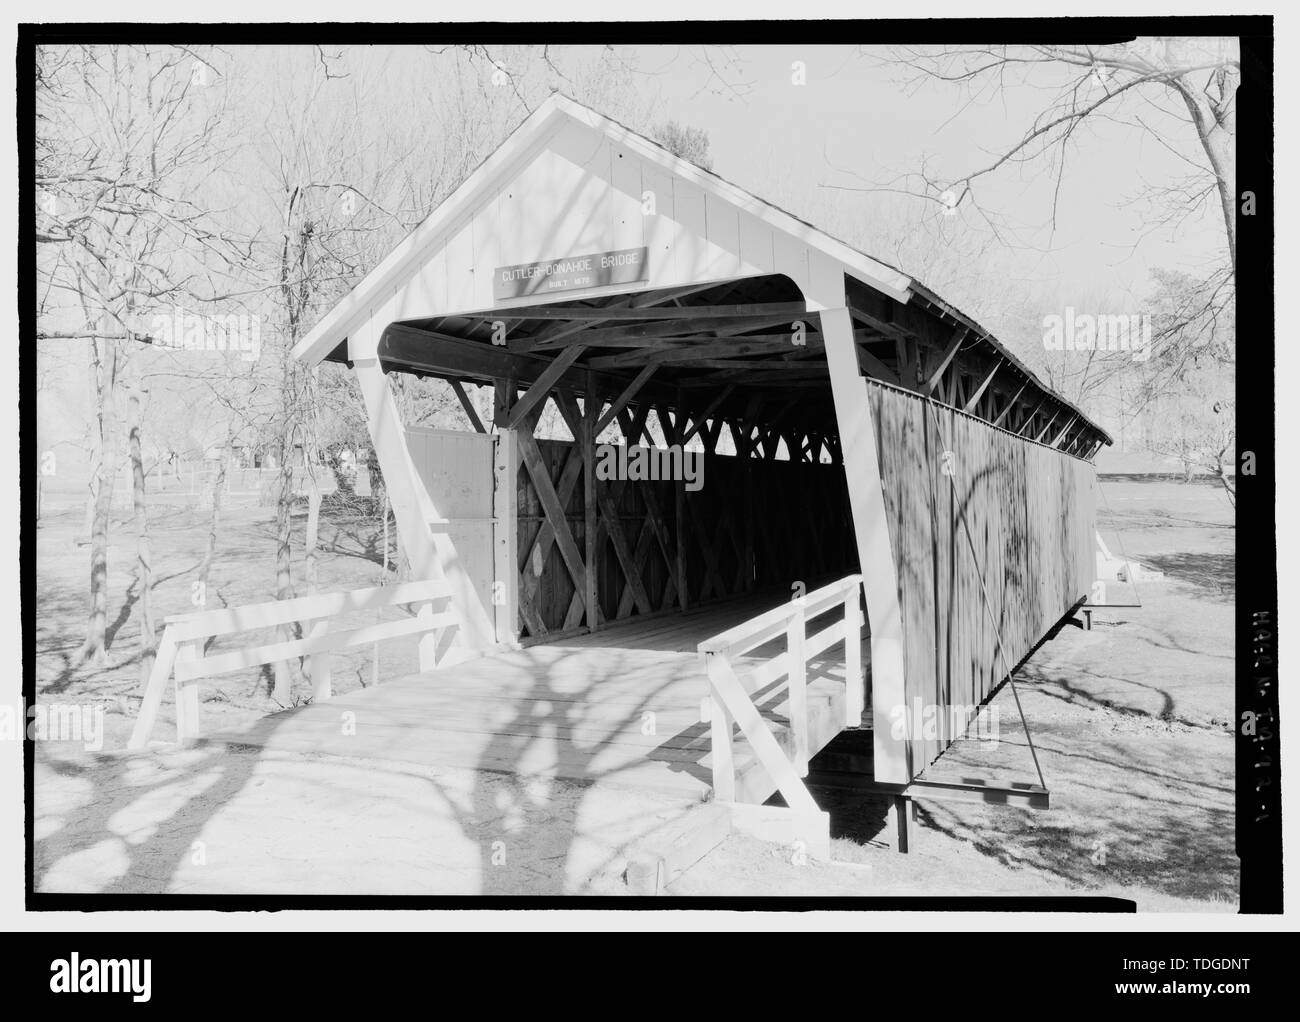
[{"x1": 293, "y1": 94, "x2": 914, "y2": 367}]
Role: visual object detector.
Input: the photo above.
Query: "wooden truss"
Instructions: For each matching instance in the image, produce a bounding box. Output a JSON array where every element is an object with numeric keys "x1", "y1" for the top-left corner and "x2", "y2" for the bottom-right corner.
[
  {"x1": 496, "y1": 370, "x2": 856, "y2": 644},
  {"x1": 380, "y1": 274, "x2": 1107, "y2": 463},
  {"x1": 363, "y1": 272, "x2": 1108, "y2": 653}
]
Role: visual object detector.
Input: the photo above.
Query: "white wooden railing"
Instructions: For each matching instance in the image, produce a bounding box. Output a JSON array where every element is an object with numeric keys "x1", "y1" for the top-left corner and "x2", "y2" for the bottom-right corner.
[
  {"x1": 127, "y1": 579, "x2": 459, "y2": 749},
  {"x1": 697, "y1": 575, "x2": 864, "y2": 814}
]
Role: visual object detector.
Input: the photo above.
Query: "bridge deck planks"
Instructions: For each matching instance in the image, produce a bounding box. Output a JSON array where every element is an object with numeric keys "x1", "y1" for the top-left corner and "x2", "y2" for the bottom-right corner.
[{"x1": 214, "y1": 589, "x2": 868, "y2": 805}]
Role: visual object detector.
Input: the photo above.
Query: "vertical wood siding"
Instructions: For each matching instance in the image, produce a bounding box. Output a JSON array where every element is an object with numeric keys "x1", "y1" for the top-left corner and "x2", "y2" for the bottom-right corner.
[{"x1": 864, "y1": 380, "x2": 1096, "y2": 775}]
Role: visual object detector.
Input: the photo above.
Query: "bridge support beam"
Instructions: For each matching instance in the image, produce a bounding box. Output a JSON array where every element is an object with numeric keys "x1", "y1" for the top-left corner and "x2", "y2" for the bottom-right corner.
[
  {"x1": 820, "y1": 304, "x2": 910, "y2": 784},
  {"x1": 354, "y1": 355, "x2": 495, "y2": 656}
]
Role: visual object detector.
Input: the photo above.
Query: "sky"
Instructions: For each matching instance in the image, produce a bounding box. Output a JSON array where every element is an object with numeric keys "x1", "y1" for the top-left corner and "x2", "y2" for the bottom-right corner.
[{"x1": 611, "y1": 43, "x2": 1229, "y2": 308}]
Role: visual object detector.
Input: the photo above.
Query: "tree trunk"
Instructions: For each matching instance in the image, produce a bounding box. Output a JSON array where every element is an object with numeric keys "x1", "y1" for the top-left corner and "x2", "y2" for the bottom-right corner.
[
  {"x1": 78, "y1": 340, "x2": 99, "y2": 544},
  {"x1": 299, "y1": 451, "x2": 325, "y2": 695},
  {"x1": 368, "y1": 450, "x2": 385, "y2": 507},
  {"x1": 79, "y1": 408, "x2": 102, "y2": 545},
  {"x1": 78, "y1": 337, "x2": 119, "y2": 665},
  {"x1": 127, "y1": 389, "x2": 157, "y2": 690},
  {"x1": 304, "y1": 455, "x2": 322, "y2": 593},
  {"x1": 197, "y1": 436, "x2": 230, "y2": 598},
  {"x1": 1214, "y1": 442, "x2": 1237, "y2": 509},
  {"x1": 271, "y1": 428, "x2": 299, "y2": 704}
]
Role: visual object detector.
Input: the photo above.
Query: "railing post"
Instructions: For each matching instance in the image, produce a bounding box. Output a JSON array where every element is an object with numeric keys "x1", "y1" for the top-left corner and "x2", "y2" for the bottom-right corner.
[
  {"x1": 704, "y1": 653, "x2": 736, "y2": 802},
  {"x1": 128, "y1": 629, "x2": 178, "y2": 750},
  {"x1": 306, "y1": 619, "x2": 332, "y2": 702},
  {"x1": 174, "y1": 639, "x2": 201, "y2": 745},
  {"x1": 706, "y1": 646, "x2": 820, "y2": 815},
  {"x1": 416, "y1": 599, "x2": 439, "y2": 673},
  {"x1": 787, "y1": 599, "x2": 808, "y2": 776},
  {"x1": 844, "y1": 581, "x2": 864, "y2": 727}
]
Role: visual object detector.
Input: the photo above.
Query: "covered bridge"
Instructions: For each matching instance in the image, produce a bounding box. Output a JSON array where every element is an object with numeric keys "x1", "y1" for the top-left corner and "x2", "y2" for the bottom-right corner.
[{"x1": 270, "y1": 93, "x2": 1110, "y2": 858}]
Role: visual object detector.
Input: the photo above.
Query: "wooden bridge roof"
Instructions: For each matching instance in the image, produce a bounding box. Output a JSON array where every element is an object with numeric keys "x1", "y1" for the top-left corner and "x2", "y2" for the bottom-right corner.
[{"x1": 293, "y1": 93, "x2": 1111, "y2": 459}]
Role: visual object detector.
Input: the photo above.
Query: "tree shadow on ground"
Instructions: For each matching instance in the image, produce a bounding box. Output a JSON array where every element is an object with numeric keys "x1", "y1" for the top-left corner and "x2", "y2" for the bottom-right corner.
[
  {"x1": 34, "y1": 726, "x2": 281, "y2": 896},
  {"x1": 441, "y1": 646, "x2": 691, "y2": 895},
  {"x1": 895, "y1": 654, "x2": 1237, "y2": 901},
  {"x1": 1143, "y1": 551, "x2": 1235, "y2": 600}
]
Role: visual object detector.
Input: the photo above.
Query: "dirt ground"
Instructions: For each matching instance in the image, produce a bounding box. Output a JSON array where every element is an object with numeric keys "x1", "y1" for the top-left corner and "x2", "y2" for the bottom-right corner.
[
  {"x1": 674, "y1": 479, "x2": 1238, "y2": 906},
  {"x1": 30, "y1": 479, "x2": 1238, "y2": 905}
]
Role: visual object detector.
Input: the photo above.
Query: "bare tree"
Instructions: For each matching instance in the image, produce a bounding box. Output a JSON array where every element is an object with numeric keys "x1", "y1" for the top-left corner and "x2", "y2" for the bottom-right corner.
[
  {"x1": 830, "y1": 40, "x2": 1239, "y2": 496},
  {"x1": 36, "y1": 42, "x2": 653, "y2": 693},
  {"x1": 864, "y1": 39, "x2": 1238, "y2": 271},
  {"x1": 239, "y1": 49, "x2": 441, "y2": 702},
  {"x1": 37, "y1": 44, "x2": 242, "y2": 672},
  {"x1": 125, "y1": 386, "x2": 157, "y2": 680},
  {"x1": 1135, "y1": 268, "x2": 1235, "y2": 501}
]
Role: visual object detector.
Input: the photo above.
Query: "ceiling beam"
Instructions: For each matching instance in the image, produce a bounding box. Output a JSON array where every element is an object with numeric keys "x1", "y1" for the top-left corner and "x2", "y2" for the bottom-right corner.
[
  {"x1": 588, "y1": 335, "x2": 818, "y2": 370},
  {"x1": 848, "y1": 305, "x2": 910, "y2": 341},
  {"x1": 381, "y1": 324, "x2": 676, "y2": 408},
  {"x1": 480, "y1": 300, "x2": 810, "y2": 322},
  {"x1": 528, "y1": 313, "x2": 816, "y2": 351},
  {"x1": 524, "y1": 282, "x2": 726, "y2": 347}
]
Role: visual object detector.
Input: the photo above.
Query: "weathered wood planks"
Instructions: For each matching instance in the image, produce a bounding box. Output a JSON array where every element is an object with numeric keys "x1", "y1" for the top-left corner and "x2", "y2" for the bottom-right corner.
[{"x1": 864, "y1": 380, "x2": 1096, "y2": 775}]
